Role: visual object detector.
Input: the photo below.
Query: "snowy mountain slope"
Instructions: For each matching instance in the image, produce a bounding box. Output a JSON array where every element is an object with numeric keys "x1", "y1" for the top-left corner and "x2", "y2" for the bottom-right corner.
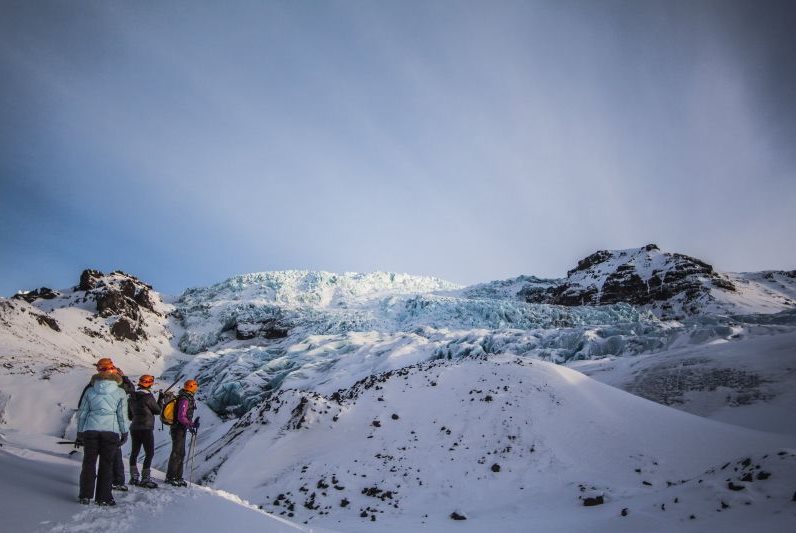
[
  {"x1": 192, "y1": 356, "x2": 796, "y2": 532},
  {"x1": 517, "y1": 244, "x2": 796, "y2": 318},
  {"x1": 0, "y1": 269, "x2": 176, "y2": 435},
  {"x1": 570, "y1": 328, "x2": 796, "y2": 435},
  {"x1": 0, "y1": 430, "x2": 326, "y2": 533}
]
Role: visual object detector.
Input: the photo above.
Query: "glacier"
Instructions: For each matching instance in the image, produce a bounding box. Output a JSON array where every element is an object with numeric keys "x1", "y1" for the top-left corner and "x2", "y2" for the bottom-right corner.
[{"x1": 168, "y1": 270, "x2": 796, "y2": 416}]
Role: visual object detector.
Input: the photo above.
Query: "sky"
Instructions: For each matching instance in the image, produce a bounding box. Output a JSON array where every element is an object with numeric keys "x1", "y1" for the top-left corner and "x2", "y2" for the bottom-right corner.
[{"x1": 1, "y1": 0, "x2": 795, "y2": 296}]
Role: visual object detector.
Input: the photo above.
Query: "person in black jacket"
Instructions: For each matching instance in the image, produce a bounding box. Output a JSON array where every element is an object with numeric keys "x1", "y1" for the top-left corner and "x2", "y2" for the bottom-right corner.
[
  {"x1": 128, "y1": 374, "x2": 162, "y2": 488},
  {"x1": 165, "y1": 379, "x2": 199, "y2": 487},
  {"x1": 78, "y1": 358, "x2": 134, "y2": 492}
]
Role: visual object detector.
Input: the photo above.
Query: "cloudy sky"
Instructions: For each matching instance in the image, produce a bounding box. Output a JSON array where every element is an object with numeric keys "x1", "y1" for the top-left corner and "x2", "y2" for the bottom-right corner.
[{"x1": 1, "y1": 0, "x2": 794, "y2": 295}]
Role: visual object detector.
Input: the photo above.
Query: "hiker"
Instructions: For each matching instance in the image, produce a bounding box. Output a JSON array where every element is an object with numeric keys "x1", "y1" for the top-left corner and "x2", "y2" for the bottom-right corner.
[
  {"x1": 79, "y1": 358, "x2": 134, "y2": 491},
  {"x1": 165, "y1": 379, "x2": 200, "y2": 487},
  {"x1": 76, "y1": 367, "x2": 129, "y2": 506},
  {"x1": 128, "y1": 374, "x2": 162, "y2": 488}
]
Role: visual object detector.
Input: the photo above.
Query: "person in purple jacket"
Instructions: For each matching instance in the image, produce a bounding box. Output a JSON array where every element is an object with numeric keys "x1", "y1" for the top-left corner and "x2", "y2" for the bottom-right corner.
[{"x1": 165, "y1": 379, "x2": 200, "y2": 487}]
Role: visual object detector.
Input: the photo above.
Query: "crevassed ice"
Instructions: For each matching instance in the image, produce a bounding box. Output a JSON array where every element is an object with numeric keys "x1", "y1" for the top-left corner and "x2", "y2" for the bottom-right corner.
[{"x1": 171, "y1": 271, "x2": 796, "y2": 417}]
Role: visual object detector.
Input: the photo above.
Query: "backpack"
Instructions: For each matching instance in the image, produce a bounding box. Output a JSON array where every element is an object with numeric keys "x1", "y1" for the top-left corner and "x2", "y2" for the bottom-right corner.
[{"x1": 159, "y1": 391, "x2": 178, "y2": 426}]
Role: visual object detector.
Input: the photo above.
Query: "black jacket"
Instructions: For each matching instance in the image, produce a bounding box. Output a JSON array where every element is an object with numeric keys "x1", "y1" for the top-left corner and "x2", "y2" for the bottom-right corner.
[{"x1": 128, "y1": 388, "x2": 162, "y2": 431}]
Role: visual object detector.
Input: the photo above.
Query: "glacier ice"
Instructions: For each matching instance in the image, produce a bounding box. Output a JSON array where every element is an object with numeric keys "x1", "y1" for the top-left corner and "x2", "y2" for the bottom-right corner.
[{"x1": 170, "y1": 271, "x2": 796, "y2": 416}]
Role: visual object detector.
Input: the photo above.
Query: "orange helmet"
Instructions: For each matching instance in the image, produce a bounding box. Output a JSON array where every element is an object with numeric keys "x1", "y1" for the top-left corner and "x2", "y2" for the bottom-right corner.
[
  {"x1": 96, "y1": 358, "x2": 116, "y2": 372},
  {"x1": 184, "y1": 379, "x2": 199, "y2": 393},
  {"x1": 138, "y1": 374, "x2": 155, "y2": 387}
]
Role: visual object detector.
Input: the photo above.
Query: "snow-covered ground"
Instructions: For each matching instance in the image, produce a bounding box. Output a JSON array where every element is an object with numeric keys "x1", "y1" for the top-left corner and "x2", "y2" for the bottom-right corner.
[
  {"x1": 570, "y1": 329, "x2": 796, "y2": 436},
  {"x1": 0, "y1": 430, "x2": 325, "y2": 533},
  {"x1": 194, "y1": 356, "x2": 796, "y2": 532}
]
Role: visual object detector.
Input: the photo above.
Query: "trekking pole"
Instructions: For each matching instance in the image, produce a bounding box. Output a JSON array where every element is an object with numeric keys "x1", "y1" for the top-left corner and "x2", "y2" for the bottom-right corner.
[
  {"x1": 161, "y1": 373, "x2": 184, "y2": 395},
  {"x1": 188, "y1": 430, "x2": 198, "y2": 487}
]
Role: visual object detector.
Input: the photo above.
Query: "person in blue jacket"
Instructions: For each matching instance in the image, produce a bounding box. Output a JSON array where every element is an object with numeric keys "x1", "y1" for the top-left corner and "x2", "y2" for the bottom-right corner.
[{"x1": 76, "y1": 367, "x2": 130, "y2": 506}]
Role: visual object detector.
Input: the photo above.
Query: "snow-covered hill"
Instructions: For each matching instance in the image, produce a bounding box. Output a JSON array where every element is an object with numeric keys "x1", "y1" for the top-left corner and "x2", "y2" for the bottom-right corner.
[
  {"x1": 193, "y1": 356, "x2": 796, "y2": 532},
  {"x1": 0, "y1": 270, "x2": 177, "y2": 435},
  {"x1": 515, "y1": 244, "x2": 796, "y2": 318}
]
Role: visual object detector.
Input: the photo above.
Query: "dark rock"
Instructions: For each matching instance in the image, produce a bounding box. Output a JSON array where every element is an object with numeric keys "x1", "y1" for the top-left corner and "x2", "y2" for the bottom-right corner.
[
  {"x1": 111, "y1": 317, "x2": 143, "y2": 341},
  {"x1": 491, "y1": 463, "x2": 501, "y2": 473},
  {"x1": 620, "y1": 508, "x2": 628, "y2": 516},
  {"x1": 391, "y1": 413, "x2": 400, "y2": 420},
  {"x1": 727, "y1": 482, "x2": 745, "y2": 491},
  {"x1": 372, "y1": 420, "x2": 381, "y2": 427},
  {"x1": 96, "y1": 290, "x2": 140, "y2": 321},
  {"x1": 450, "y1": 511, "x2": 467, "y2": 520},
  {"x1": 78, "y1": 269, "x2": 104, "y2": 291},
  {"x1": 740, "y1": 473, "x2": 754, "y2": 482},
  {"x1": 583, "y1": 495, "x2": 604, "y2": 507},
  {"x1": 340, "y1": 498, "x2": 349, "y2": 507},
  {"x1": 36, "y1": 314, "x2": 61, "y2": 332},
  {"x1": 12, "y1": 287, "x2": 59, "y2": 303},
  {"x1": 520, "y1": 245, "x2": 738, "y2": 316},
  {"x1": 756, "y1": 471, "x2": 771, "y2": 480}
]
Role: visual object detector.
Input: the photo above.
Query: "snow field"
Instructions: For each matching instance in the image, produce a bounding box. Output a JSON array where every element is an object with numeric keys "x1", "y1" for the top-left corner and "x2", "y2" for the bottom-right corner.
[
  {"x1": 193, "y1": 357, "x2": 796, "y2": 532},
  {"x1": 0, "y1": 430, "x2": 325, "y2": 533}
]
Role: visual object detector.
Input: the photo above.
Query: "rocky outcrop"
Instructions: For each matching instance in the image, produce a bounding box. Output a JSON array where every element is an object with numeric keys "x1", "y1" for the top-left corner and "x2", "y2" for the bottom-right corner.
[
  {"x1": 110, "y1": 316, "x2": 143, "y2": 341},
  {"x1": 11, "y1": 287, "x2": 60, "y2": 303},
  {"x1": 78, "y1": 269, "x2": 104, "y2": 291},
  {"x1": 522, "y1": 245, "x2": 738, "y2": 318},
  {"x1": 77, "y1": 269, "x2": 158, "y2": 342}
]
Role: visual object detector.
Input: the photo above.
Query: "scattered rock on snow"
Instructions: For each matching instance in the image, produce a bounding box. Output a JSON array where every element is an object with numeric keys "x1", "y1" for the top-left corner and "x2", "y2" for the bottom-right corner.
[
  {"x1": 450, "y1": 511, "x2": 467, "y2": 520},
  {"x1": 582, "y1": 495, "x2": 604, "y2": 507}
]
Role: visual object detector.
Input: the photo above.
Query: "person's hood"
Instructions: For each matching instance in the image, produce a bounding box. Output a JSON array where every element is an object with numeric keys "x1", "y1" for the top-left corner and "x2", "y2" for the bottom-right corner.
[
  {"x1": 93, "y1": 378, "x2": 121, "y2": 394},
  {"x1": 92, "y1": 371, "x2": 122, "y2": 385}
]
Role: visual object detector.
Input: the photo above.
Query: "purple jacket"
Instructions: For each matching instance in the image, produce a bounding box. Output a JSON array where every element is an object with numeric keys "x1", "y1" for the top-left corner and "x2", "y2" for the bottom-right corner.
[{"x1": 175, "y1": 391, "x2": 196, "y2": 428}]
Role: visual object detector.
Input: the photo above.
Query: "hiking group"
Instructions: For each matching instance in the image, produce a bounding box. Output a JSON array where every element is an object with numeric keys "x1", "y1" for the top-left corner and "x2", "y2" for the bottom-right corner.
[{"x1": 75, "y1": 357, "x2": 200, "y2": 506}]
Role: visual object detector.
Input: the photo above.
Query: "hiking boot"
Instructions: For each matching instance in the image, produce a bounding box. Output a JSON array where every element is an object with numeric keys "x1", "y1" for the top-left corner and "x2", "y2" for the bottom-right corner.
[
  {"x1": 112, "y1": 484, "x2": 129, "y2": 492},
  {"x1": 166, "y1": 478, "x2": 188, "y2": 487},
  {"x1": 129, "y1": 476, "x2": 140, "y2": 486},
  {"x1": 96, "y1": 499, "x2": 117, "y2": 506},
  {"x1": 139, "y1": 478, "x2": 158, "y2": 489},
  {"x1": 79, "y1": 498, "x2": 91, "y2": 505}
]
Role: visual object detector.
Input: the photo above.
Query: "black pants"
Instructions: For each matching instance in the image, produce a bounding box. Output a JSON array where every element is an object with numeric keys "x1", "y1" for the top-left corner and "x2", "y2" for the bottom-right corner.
[
  {"x1": 113, "y1": 444, "x2": 125, "y2": 485},
  {"x1": 129, "y1": 429, "x2": 155, "y2": 471},
  {"x1": 166, "y1": 426, "x2": 188, "y2": 480},
  {"x1": 79, "y1": 431, "x2": 120, "y2": 503}
]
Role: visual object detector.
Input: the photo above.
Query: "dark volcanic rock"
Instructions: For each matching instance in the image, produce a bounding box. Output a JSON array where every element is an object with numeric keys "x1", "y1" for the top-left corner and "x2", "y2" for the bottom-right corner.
[
  {"x1": 96, "y1": 290, "x2": 140, "y2": 321},
  {"x1": 12, "y1": 287, "x2": 59, "y2": 303},
  {"x1": 450, "y1": 511, "x2": 467, "y2": 520},
  {"x1": 36, "y1": 314, "x2": 61, "y2": 332},
  {"x1": 520, "y1": 244, "x2": 738, "y2": 317},
  {"x1": 78, "y1": 269, "x2": 104, "y2": 291},
  {"x1": 110, "y1": 317, "x2": 144, "y2": 341},
  {"x1": 583, "y1": 495, "x2": 604, "y2": 506}
]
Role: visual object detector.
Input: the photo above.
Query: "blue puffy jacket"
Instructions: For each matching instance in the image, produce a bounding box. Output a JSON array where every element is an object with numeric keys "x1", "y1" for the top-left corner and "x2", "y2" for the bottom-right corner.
[{"x1": 77, "y1": 377, "x2": 129, "y2": 435}]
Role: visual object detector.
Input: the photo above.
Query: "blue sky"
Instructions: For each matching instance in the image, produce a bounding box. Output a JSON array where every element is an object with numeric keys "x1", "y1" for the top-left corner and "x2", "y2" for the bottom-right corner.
[{"x1": 1, "y1": 1, "x2": 795, "y2": 296}]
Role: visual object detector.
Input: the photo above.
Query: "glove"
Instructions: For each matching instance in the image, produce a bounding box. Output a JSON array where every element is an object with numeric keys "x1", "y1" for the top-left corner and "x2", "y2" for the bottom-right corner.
[
  {"x1": 120, "y1": 432, "x2": 128, "y2": 446},
  {"x1": 157, "y1": 391, "x2": 164, "y2": 404},
  {"x1": 75, "y1": 432, "x2": 84, "y2": 448},
  {"x1": 188, "y1": 426, "x2": 197, "y2": 436},
  {"x1": 193, "y1": 417, "x2": 201, "y2": 431}
]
